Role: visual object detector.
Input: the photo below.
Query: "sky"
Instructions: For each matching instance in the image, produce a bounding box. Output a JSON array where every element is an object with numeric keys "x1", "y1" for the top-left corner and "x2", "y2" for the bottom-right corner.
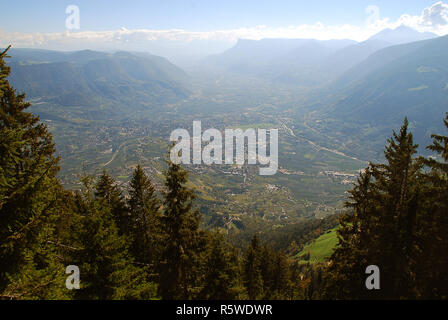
[
  {"x1": 1, "y1": 0, "x2": 448, "y2": 57},
  {"x1": 0, "y1": 0, "x2": 441, "y2": 32}
]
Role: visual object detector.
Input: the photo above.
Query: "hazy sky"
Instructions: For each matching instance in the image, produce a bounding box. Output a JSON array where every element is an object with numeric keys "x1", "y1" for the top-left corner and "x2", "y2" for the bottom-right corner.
[
  {"x1": 1, "y1": 1, "x2": 448, "y2": 56},
  {"x1": 0, "y1": 0, "x2": 440, "y2": 32}
]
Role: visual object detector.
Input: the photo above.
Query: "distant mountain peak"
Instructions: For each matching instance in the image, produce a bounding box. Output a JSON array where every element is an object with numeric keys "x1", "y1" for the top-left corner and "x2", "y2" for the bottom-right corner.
[{"x1": 367, "y1": 25, "x2": 438, "y2": 45}]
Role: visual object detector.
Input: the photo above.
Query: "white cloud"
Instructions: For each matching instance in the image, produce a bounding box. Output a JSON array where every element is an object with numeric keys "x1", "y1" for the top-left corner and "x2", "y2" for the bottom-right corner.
[
  {"x1": 1, "y1": 1, "x2": 448, "y2": 54},
  {"x1": 395, "y1": 1, "x2": 448, "y2": 34},
  {"x1": 421, "y1": 1, "x2": 448, "y2": 26}
]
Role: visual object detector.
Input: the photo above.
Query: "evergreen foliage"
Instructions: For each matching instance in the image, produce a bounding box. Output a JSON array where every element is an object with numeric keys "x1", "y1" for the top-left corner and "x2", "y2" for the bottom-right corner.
[
  {"x1": 1, "y1": 49, "x2": 447, "y2": 300},
  {"x1": 158, "y1": 160, "x2": 206, "y2": 299},
  {"x1": 324, "y1": 117, "x2": 448, "y2": 299}
]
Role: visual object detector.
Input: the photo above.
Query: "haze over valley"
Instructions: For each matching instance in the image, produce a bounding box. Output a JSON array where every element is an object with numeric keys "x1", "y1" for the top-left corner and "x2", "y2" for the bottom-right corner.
[
  {"x1": 3, "y1": 23, "x2": 446, "y2": 231},
  {"x1": 2, "y1": 0, "x2": 448, "y2": 301}
]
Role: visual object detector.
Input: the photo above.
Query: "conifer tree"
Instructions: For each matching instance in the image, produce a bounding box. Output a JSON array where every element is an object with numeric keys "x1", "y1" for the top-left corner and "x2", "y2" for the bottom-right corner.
[
  {"x1": 325, "y1": 118, "x2": 422, "y2": 299},
  {"x1": 71, "y1": 177, "x2": 157, "y2": 300},
  {"x1": 243, "y1": 234, "x2": 264, "y2": 299},
  {"x1": 260, "y1": 244, "x2": 275, "y2": 299},
  {"x1": 373, "y1": 118, "x2": 421, "y2": 298},
  {"x1": 271, "y1": 251, "x2": 290, "y2": 299},
  {"x1": 95, "y1": 171, "x2": 129, "y2": 235},
  {"x1": 127, "y1": 165, "x2": 161, "y2": 266},
  {"x1": 158, "y1": 160, "x2": 205, "y2": 299},
  {"x1": 199, "y1": 231, "x2": 241, "y2": 300},
  {"x1": 417, "y1": 113, "x2": 448, "y2": 299},
  {"x1": 0, "y1": 46, "x2": 68, "y2": 299}
]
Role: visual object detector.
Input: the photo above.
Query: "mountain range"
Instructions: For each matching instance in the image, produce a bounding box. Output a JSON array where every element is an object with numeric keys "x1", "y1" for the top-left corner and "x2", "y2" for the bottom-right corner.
[
  {"x1": 8, "y1": 49, "x2": 190, "y2": 120},
  {"x1": 5, "y1": 25, "x2": 446, "y2": 155},
  {"x1": 308, "y1": 34, "x2": 448, "y2": 157},
  {"x1": 203, "y1": 26, "x2": 438, "y2": 86}
]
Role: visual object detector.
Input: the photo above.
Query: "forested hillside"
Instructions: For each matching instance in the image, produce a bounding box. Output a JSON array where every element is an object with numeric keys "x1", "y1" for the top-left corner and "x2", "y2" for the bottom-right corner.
[
  {"x1": 7, "y1": 49, "x2": 189, "y2": 120},
  {"x1": 302, "y1": 35, "x2": 448, "y2": 162},
  {"x1": 1, "y1": 45, "x2": 447, "y2": 300}
]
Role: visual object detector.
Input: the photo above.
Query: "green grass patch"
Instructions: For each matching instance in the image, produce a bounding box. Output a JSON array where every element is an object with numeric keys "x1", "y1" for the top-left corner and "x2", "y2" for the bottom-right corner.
[{"x1": 296, "y1": 227, "x2": 339, "y2": 263}]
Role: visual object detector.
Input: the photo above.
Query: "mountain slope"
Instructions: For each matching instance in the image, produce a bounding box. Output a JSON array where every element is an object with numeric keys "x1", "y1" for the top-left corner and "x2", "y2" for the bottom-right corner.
[
  {"x1": 312, "y1": 35, "x2": 448, "y2": 157},
  {"x1": 296, "y1": 227, "x2": 338, "y2": 263},
  {"x1": 203, "y1": 38, "x2": 356, "y2": 85},
  {"x1": 330, "y1": 35, "x2": 448, "y2": 121},
  {"x1": 368, "y1": 25, "x2": 437, "y2": 45},
  {"x1": 203, "y1": 27, "x2": 437, "y2": 86},
  {"x1": 7, "y1": 49, "x2": 190, "y2": 120},
  {"x1": 320, "y1": 26, "x2": 438, "y2": 80}
]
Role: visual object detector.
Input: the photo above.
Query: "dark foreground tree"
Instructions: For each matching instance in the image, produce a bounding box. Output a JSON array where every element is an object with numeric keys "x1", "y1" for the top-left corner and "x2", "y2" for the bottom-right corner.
[
  {"x1": 127, "y1": 165, "x2": 161, "y2": 267},
  {"x1": 325, "y1": 118, "x2": 424, "y2": 299},
  {"x1": 243, "y1": 234, "x2": 264, "y2": 299},
  {"x1": 70, "y1": 176, "x2": 158, "y2": 300},
  {"x1": 416, "y1": 113, "x2": 448, "y2": 299},
  {"x1": 158, "y1": 160, "x2": 206, "y2": 299},
  {"x1": 95, "y1": 171, "x2": 129, "y2": 235},
  {"x1": 0, "y1": 46, "x2": 68, "y2": 299},
  {"x1": 199, "y1": 231, "x2": 242, "y2": 300}
]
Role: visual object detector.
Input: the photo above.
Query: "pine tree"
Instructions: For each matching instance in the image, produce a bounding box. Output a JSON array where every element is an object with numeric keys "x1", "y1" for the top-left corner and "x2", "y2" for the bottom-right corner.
[
  {"x1": 259, "y1": 244, "x2": 275, "y2": 299},
  {"x1": 95, "y1": 171, "x2": 129, "y2": 235},
  {"x1": 243, "y1": 234, "x2": 264, "y2": 299},
  {"x1": 425, "y1": 113, "x2": 448, "y2": 172},
  {"x1": 199, "y1": 231, "x2": 241, "y2": 300},
  {"x1": 127, "y1": 165, "x2": 161, "y2": 267},
  {"x1": 0, "y1": 46, "x2": 68, "y2": 299},
  {"x1": 324, "y1": 166, "x2": 379, "y2": 299},
  {"x1": 325, "y1": 118, "x2": 422, "y2": 299},
  {"x1": 0, "y1": 46, "x2": 11, "y2": 98},
  {"x1": 271, "y1": 251, "x2": 290, "y2": 299},
  {"x1": 373, "y1": 117, "x2": 421, "y2": 298},
  {"x1": 417, "y1": 112, "x2": 448, "y2": 299},
  {"x1": 70, "y1": 178, "x2": 158, "y2": 300},
  {"x1": 158, "y1": 160, "x2": 205, "y2": 299}
]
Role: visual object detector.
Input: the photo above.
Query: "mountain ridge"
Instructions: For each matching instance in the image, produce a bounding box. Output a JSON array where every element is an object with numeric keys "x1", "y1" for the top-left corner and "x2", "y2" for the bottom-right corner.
[{"x1": 7, "y1": 48, "x2": 190, "y2": 120}]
